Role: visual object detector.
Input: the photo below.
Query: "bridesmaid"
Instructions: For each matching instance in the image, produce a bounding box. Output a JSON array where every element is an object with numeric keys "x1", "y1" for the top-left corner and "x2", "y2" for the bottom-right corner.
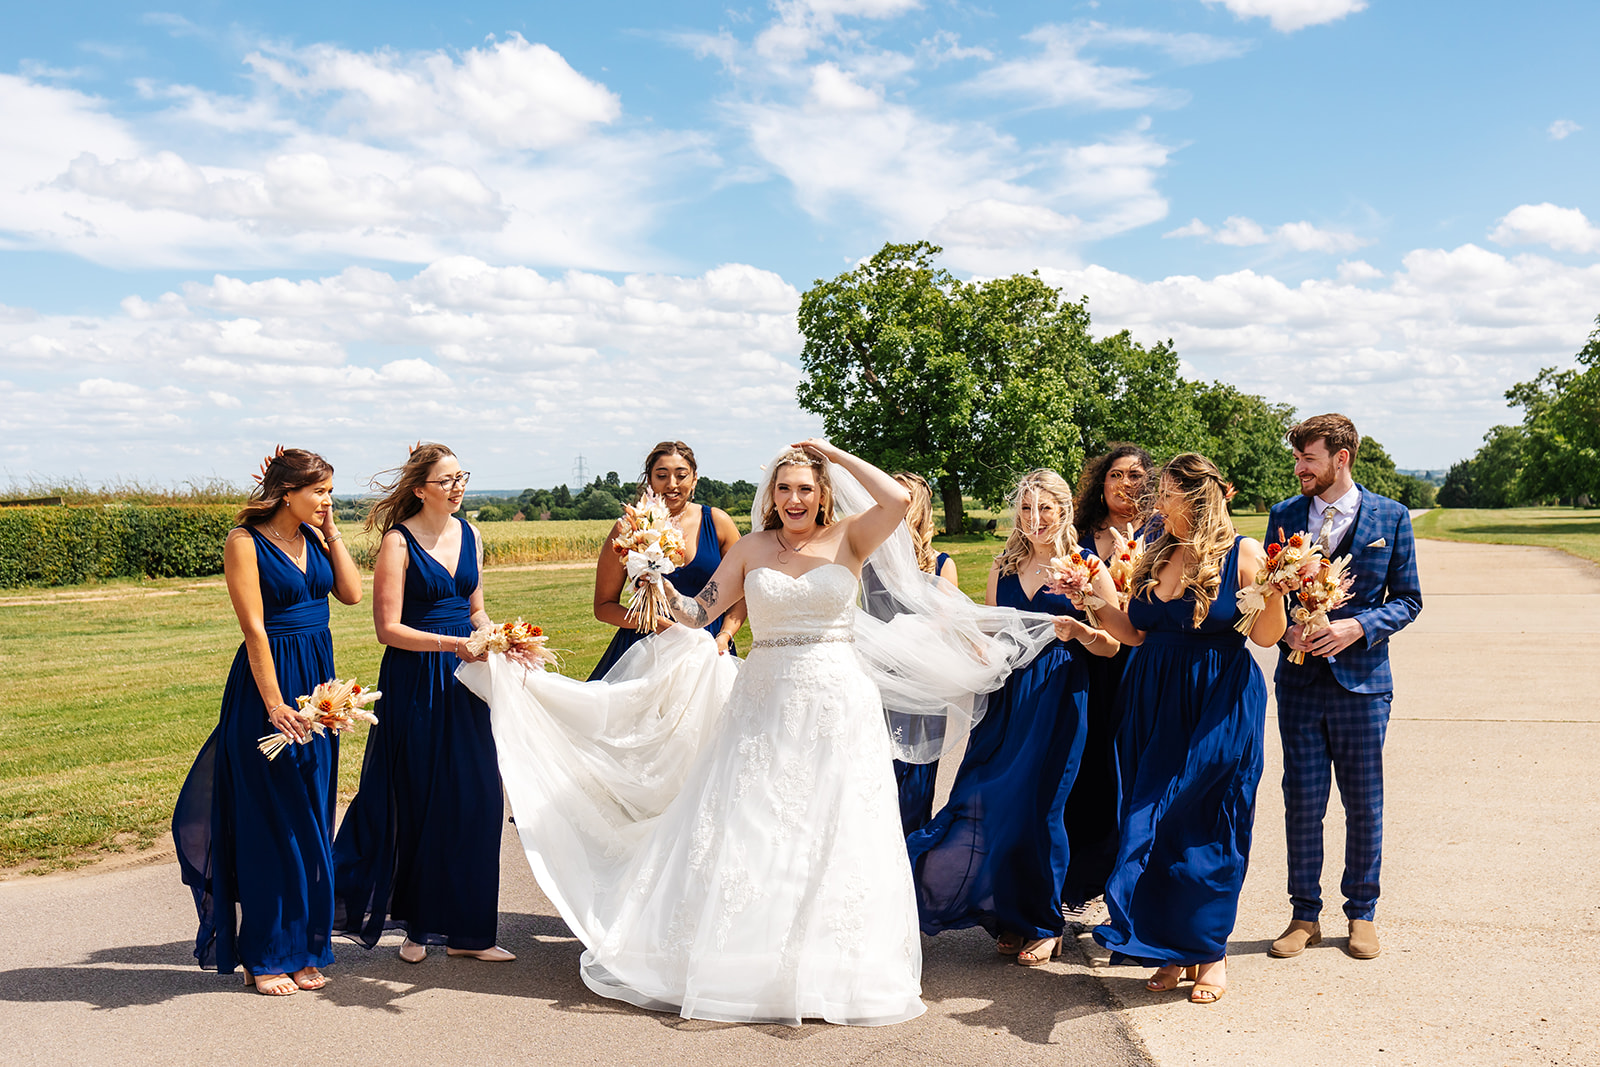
[
  {"x1": 172, "y1": 447, "x2": 362, "y2": 996},
  {"x1": 887, "y1": 472, "x2": 958, "y2": 835},
  {"x1": 588, "y1": 441, "x2": 746, "y2": 679},
  {"x1": 1091, "y1": 453, "x2": 1289, "y2": 1004},
  {"x1": 906, "y1": 470, "x2": 1120, "y2": 965},
  {"x1": 1062, "y1": 444, "x2": 1160, "y2": 912},
  {"x1": 332, "y1": 443, "x2": 513, "y2": 963}
]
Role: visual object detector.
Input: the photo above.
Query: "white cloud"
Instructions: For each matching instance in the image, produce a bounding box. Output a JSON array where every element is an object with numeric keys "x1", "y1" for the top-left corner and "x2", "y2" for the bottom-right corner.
[
  {"x1": 1041, "y1": 242, "x2": 1600, "y2": 465},
  {"x1": 246, "y1": 34, "x2": 621, "y2": 151},
  {"x1": 1548, "y1": 119, "x2": 1581, "y2": 141},
  {"x1": 1165, "y1": 214, "x2": 1371, "y2": 253},
  {"x1": 1490, "y1": 203, "x2": 1600, "y2": 254},
  {"x1": 1202, "y1": 0, "x2": 1368, "y2": 33},
  {"x1": 0, "y1": 261, "x2": 814, "y2": 486}
]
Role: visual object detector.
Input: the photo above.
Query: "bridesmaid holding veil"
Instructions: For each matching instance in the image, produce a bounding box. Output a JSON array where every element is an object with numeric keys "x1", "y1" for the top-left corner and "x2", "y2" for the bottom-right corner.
[
  {"x1": 1090, "y1": 453, "x2": 1289, "y2": 1004},
  {"x1": 906, "y1": 470, "x2": 1120, "y2": 966},
  {"x1": 588, "y1": 441, "x2": 746, "y2": 679},
  {"x1": 172, "y1": 447, "x2": 362, "y2": 996},
  {"x1": 332, "y1": 443, "x2": 513, "y2": 963}
]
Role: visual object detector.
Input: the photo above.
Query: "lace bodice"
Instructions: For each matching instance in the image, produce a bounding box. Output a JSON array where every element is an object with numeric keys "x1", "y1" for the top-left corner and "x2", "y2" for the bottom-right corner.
[{"x1": 744, "y1": 564, "x2": 858, "y2": 640}]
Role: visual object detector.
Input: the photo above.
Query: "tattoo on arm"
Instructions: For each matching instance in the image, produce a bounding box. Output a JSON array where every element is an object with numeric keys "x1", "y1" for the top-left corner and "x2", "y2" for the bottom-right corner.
[
  {"x1": 672, "y1": 590, "x2": 710, "y2": 628},
  {"x1": 703, "y1": 580, "x2": 719, "y2": 608}
]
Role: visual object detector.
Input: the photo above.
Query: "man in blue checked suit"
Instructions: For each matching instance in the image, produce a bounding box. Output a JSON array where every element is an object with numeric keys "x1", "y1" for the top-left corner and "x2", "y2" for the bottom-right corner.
[{"x1": 1266, "y1": 414, "x2": 1422, "y2": 963}]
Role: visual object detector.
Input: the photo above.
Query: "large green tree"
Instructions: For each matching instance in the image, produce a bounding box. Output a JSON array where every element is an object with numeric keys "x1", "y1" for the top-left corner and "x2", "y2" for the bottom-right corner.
[
  {"x1": 797, "y1": 242, "x2": 1088, "y2": 533},
  {"x1": 1190, "y1": 381, "x2": 1299, "y2": 512}
]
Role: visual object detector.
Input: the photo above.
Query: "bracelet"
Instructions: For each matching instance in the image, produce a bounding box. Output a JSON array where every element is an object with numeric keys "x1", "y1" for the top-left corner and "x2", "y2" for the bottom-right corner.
[
  {"x1": 435, "y1": 634, "x2": 443, "y2": 652},
  {"x1": 327, "y1": 531, "x2": 343, "y2": 543}
]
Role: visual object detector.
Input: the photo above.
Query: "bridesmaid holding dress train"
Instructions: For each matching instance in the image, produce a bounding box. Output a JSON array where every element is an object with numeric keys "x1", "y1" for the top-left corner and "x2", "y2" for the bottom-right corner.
[
  {"x1": 332, "y1": 443, "x2": 514, "y2": 964},
  {"x1": 172, "y1": 447, "x2": 362, "y2": 996}
]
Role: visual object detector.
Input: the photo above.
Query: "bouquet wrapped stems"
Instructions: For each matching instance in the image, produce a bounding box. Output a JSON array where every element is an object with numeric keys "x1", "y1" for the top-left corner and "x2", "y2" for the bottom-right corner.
[
  {"x1": 1288, "y1": 555, "x2": 1355, "y2": 665},
  {"x1": 1234, "y1": 530, "x2": 1321, "y2": 636},
  {"x1": 612, "y1": 491, "x2": 687, "y2": 633},
  {"x1": 258, "y1": 678, "x2": 379, "y2": 760}
]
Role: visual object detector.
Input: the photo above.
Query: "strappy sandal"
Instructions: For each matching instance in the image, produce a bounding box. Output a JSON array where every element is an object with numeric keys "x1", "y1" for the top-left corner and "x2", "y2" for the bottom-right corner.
[
  {"x1": 1146, "y1": 965, "x2": 1197, "y2": 992},
  {"x1": 292, "y1": 966, "x2": 329, "y2": 990},
  {"x1": 996, "y1": 933, "x2": 1024, "y2": 956},
  {"x1": 1190, "y1": 960, "x2": 1226, "y2": 1003},
  {"x1": 1016, "y1": 937, "x2": 1062, "y2": 966},
  {"x1": 244, "y1": 972, "x2": 298, "y2": 996}
]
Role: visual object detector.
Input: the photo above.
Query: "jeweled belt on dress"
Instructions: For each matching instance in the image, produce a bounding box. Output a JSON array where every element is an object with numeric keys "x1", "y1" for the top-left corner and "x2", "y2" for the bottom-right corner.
[{"x1": 750, "y1": 632, "x2": 856, "y2": 650}]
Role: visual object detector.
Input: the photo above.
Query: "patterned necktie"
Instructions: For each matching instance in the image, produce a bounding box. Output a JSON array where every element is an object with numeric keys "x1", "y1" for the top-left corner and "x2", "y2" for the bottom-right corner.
[{"x1": 1316, "y1": 504, "x2": 1337, "y2": 551}]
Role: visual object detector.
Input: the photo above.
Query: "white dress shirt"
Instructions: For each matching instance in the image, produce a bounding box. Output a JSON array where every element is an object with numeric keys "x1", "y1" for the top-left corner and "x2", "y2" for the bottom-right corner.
[{"x1": 1312, "y1": 484, "x2": 1362, "y2": 552}]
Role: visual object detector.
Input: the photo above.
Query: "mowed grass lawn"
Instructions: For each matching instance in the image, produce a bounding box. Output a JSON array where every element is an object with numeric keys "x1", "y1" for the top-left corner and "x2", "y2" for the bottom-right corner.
[
  {"x1": 0, "y1": 513, "x2": 1283, "y2": 873},
  {"x1": 1414, "y1": 507, "x2": 1600, "y2": 565}
]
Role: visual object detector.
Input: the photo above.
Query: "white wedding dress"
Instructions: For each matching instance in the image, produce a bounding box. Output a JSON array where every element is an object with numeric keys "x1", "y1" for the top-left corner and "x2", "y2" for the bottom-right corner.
[{"x1": 459, "y1": 563, "x2": 925, "y2": 1026}]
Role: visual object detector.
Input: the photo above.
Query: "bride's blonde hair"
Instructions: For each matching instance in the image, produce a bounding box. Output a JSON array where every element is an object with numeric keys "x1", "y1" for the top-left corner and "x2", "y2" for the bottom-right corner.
[
  {"x1": 994, "y1": 469, "x2": 1076, "y2": 577},
  {"x1": 892, "y1": 472, "x2": 937, "y2": 573},
  {"x1": 1132, "y1": 453, "x2": 1236, "y2": 628},
  {"x1": 760, "y1": 449, "x2": 836, "y2": 530}
]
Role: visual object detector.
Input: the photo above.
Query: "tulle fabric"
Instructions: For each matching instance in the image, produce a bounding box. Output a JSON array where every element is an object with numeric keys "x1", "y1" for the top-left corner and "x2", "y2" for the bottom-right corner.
[
  {"x1": 753, "y1": 454, "x2": 1060, "y2": 763},
  {"x1": 172, "y1": 526, "x2": 338, "y2": 975},
  {"x1": 460, "y1": 564, "x2": 925, "y2": 1026},
  {"x1": 332, "y1": 516, "x2": 501, "y2": 951}
]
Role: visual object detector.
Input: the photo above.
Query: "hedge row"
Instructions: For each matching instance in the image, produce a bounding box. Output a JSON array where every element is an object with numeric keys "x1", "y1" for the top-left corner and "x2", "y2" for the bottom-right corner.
[{"x1": 0, "y1": 504, "x2": 238, "y2": 588}]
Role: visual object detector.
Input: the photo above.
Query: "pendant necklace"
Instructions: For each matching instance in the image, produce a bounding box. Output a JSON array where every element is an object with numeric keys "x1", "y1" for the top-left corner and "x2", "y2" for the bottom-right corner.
[
  {"x1": 775, "y1": 528, "x2": 815, "y2": 564},
  {"x1": 265, "y1": 520, "x2": 305, "y2": 565}
]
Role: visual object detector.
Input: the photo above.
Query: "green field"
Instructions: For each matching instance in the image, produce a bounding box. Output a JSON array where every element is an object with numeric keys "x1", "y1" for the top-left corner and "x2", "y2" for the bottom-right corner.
[{"x1": 1414, "y1": 507, "x2": 1600, "y2": 564}]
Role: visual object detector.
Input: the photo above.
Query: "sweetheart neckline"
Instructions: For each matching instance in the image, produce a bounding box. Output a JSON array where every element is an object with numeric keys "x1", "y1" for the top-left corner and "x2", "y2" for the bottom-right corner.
[{"x1": 748, "y1": 562, "x2": 857, "y2": 583}]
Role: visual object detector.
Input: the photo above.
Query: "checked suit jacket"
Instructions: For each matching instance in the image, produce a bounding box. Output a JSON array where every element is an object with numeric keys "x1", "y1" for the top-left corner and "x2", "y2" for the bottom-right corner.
[{"x1": 1267, "y1": 486, "x2": 1423, "y2": 696}]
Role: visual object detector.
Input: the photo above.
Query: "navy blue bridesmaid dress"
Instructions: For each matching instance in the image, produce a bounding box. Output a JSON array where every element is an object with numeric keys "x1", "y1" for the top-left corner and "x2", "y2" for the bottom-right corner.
[
  {"x1": 1062, "y1": 517, "x2": 1162, "y2": 908},
  {"x1": 172, "y1": 525, "x2": 338, "y2": 976},
  {"x1": 1094, "y1": 535, "x2": 1266, "y2": 966},
  {"x1": 587, "y1": 503, "x2": 730, "y2": 680},
  {"x1": 906, "y1": 570, "x2": 1091, "y2": 941},
  {"x1": 892, "y1": 551, "x2": 952, "y2": 836},
  {"x1": 333, "y1": 515, "x2": 502, "y2": 951}
]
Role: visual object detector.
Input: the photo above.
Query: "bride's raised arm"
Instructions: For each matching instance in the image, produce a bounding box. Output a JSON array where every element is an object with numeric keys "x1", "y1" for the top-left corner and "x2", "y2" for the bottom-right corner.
[
  {"x1": 791, "y1": 439, "x2": 912, "y2": 563},
  {"x1": 663, "y1": 540, "x2": 749, "y2": 631}
]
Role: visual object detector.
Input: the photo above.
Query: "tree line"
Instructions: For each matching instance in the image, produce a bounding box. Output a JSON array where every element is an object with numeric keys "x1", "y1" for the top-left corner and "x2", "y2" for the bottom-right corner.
[
  {"x1": 471, "y1": 474, "x2": 758, "y2": 523},
  {"x1": 1438, "y1": 316, "x2": 1600, "y2": 508},
  {"x1": 797, "y1": 241, "x2": 1436, "y2": 534}
]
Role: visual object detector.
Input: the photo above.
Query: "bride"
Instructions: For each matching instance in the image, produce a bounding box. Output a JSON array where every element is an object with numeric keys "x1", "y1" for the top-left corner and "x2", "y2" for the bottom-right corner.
[{"x1": 460, "y1": 440, "x2": 1059, "y2": 1026}]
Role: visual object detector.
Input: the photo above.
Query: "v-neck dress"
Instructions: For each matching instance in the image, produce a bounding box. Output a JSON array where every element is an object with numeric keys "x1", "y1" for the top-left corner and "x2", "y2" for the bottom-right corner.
[
  {"x1": 588, "y1": 504, "x2": 731, "y2": 680},
  {"x1": 1093, "y1": 535, "x2": 1266, "y2": 966},
  {"x1": 172, "y1": 524, "x2": 339, "y2": 975},
  {"x1": 333, "y1": 514, "x2": 503, "y2": 951},
  {"x1": 905, "y1": 570, "x2": 1092, "y2": 940}
]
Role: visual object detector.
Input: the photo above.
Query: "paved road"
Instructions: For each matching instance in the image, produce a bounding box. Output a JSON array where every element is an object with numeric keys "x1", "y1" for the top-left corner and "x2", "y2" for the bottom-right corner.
[{"x1": 2, "y1": 539, "x2": 1595, "y2": 1066}]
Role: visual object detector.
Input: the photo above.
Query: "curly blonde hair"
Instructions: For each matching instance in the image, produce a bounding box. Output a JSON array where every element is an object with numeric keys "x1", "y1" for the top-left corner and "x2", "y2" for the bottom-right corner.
[
  {"x1": 760, "y1": 449, "x2": 835, "y2": 530},
  {"x1": 1132, "y1": 453, "x2": 1236, "y2": 628},
  {"x1": 994, "y1": 469, "x2": 1076, "y2": 577},
  {"x1": 892, "y1": 472, "x2": 938, "y2": 573}
]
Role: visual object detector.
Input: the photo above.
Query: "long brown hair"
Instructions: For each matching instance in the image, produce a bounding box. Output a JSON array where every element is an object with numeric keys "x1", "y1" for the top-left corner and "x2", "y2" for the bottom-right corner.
[
  {"x1": 365, "y1": 442, "x2": 456, "y2": 536},
  {"x1": 640, "y1": 441, "x2": 698, "y2": 484},
  {"x1": 994, "y1": 469, "x2": 1076, "y2": 577},
  {"x1": 235, "y1": 449, "x2": 333, "y2": 527},
  {"x1": 760, "y1": 449, "x2": 835, "y2": 530},
  {"x1": 1132, "y1": 453, "x2": 1236, "y2": 627},
  {"x1": 893, "y1": 472, "x2": 936, "y2": 573}
]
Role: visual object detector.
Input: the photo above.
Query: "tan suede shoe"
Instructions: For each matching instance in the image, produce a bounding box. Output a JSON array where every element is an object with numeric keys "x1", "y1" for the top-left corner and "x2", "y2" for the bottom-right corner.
[
  {"x1": 1268, "y1": 919, "x2": 1322, "y2": 958},
  {"x1": 1347, "y1": 919, "x2": 1380, "y2": 959}
]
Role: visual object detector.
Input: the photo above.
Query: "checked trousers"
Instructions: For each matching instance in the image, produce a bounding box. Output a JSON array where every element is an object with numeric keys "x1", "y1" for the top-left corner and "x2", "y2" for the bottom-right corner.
[{"x1": 1276, "y1": 671, "x2": 1392, "y2": 922}]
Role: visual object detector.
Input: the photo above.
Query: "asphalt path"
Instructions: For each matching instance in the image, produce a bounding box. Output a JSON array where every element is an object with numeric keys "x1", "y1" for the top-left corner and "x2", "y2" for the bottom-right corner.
[{"x1": 2, "y1": 538, "x2": 1595, "y2": 1065}]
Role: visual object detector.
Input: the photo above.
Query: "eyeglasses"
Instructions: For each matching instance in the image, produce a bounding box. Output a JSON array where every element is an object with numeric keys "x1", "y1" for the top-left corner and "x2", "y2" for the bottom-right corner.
[{"x1": 427, "y1": 473, "x2": 471, "y2": 490}]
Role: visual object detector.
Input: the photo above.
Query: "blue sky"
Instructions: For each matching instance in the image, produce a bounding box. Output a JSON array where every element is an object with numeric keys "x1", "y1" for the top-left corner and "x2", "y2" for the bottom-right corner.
[{"x1": 3, "y1": 1, "x2": 1598, "y2": 489}]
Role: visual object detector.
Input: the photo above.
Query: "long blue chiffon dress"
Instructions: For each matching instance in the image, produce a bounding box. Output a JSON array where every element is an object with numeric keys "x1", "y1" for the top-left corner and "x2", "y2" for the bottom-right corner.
[
  {"x1": 332, "y1": 515, "x2": 502, "y2": 951},
  {"x1": 587, "y1": 504, "x2": 731, "y2": 680},
  {"x1": 1093, "y1": 535, "x2": 1266, "y2": 967},
  {"x1": 892, "y1": 551, "x2": 951, "y2": 835},
  {"x1": 172, "y1": 525, "x2": 338, "y2": 976},
  {"x1": 906, "y1": 570, "x2": 1091, "y2": 941},
  {"x1": 1062, "y1": 517, "x2": 1163, "y2": 908}
]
